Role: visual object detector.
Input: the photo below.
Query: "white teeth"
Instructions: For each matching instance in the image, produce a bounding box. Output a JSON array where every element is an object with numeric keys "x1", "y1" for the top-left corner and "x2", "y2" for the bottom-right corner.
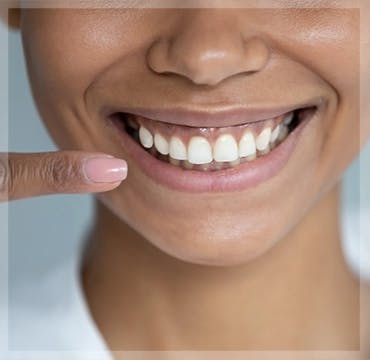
[
  {"x1": 154, "y1": 133, "x2": 169, "y2": 155},
  {"x1": 213, "y1": 134, "x2": 239, "y2": 162},
  {"x1": 283, "y1": 112, "x2": 294, "y2": 125},
  {"x1": 139, "y1": 126, "x2": 154, "y2": 149},
  {"x1": 270, "y1": 124, "x2": 280, "y2": 144},
  {"x1": 238, "y1": 131, "x2": 256, "y2": 158},
  {"x1": 137, "y1": 117, "x2": 293, "y2": 168},
  {"x1": 188, "y1": 136, "x2": 213, "y2": 164},
  {"x1": 169, "y1": 136, "x2": 187, "y2": 160},
  {"x1": 255, "y1": 127, "x2": 272, "y2": 152}
]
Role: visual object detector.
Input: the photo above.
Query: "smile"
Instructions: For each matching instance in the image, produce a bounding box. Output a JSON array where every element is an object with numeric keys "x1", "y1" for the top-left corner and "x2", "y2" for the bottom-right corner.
[
  {"x1": 108, "y1": 101, "x2": 323, "y2": 192},
  {"x1": 112, "y1": 108, "x2": 312, "y2": 171}
]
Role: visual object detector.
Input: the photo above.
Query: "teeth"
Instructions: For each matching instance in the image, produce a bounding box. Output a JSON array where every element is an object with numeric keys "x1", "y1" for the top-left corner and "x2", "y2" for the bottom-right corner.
[
  {"x1": 183, "y1": 160, "x2": 194, "y2": 170},
  {"x1": 139, "y1": 126, "x2": 154, "y2": 149},
  {"x1": 169, "y1": 157, "x2": 180, "y2": 166},
  {"x1": 188, "y1": 136, "x2": 213, "y2": 164},
  {"x1": 230, "y1": 158, "x2": 240, "y2": 167},
  {"x1": 238, "y1": 131, "x2": 256, "y2": 158},
  {"x1": 169, "y1": 136, "x2": 187, "y2": 160},
  {"x1": 283, "y1": 112, "x2": 294, "y2": 125},
  {"x1": 255, "y1": 127, "x2": 272, "y2": 152},
  {"x1": 278, "y1": 124, "x2": 289, "y2": 142},
  {"x1": 154, "y1": 133, "x2": 169, "y2": 155},
  {"x1": 213, "y1": 134, "x2": 239, "y2": 162},
  {"x1": 134, "y1": 112, "x2": 295, "y2": 170},
  {"x1": 270, "y1": 124, "x2": 280, "y2": 144}
]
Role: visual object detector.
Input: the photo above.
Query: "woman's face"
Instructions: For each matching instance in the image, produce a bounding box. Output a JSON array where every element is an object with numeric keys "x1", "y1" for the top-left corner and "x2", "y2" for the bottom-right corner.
[{"x1": 20, "y1": 4, "x2": 363, "y2": 265}]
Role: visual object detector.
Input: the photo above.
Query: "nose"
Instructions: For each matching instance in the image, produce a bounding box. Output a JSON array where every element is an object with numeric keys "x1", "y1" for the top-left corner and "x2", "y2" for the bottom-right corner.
[{"x1": 146, "y1": 10, "x2": 270, "y2": 87}]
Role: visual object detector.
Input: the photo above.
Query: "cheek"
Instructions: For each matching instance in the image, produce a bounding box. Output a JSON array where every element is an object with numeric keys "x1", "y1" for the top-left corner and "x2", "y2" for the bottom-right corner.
[
  {"x1": 21, "y1": 10, "x2": 114, "y2": 103},
  {"x1": 278, "y1": 9, "x2": 360, "y2": 92},
  {"x1": 282, "y1": 10, "x2": 361, "y2": 181}
]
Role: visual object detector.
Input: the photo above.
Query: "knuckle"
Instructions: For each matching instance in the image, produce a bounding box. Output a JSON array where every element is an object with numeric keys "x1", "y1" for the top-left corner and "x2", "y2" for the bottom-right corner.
[{"x1": 42, "y1": 154, "x2": 81, "y2": 192}]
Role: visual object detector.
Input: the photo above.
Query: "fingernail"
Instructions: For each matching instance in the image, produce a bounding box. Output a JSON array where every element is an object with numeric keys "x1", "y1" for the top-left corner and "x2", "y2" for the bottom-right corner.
[{"x1": 83, "y1": 157, "x2": 127, "y2": 183}]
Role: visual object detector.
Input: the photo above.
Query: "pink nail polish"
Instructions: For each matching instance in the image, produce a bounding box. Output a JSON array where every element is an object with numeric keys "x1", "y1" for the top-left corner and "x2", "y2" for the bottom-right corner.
[{"x1": 83, "y1": 157, "x2": 127, "y2": 183}]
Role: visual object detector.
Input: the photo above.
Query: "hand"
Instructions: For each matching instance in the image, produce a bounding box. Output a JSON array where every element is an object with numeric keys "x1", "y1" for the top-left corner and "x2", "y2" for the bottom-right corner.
[{"x1": 0, "y1": 150, "x2": 127, "y2": 202}]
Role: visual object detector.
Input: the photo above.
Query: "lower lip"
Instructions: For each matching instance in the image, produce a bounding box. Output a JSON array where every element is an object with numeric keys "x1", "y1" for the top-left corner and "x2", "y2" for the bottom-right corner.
[{"x1": 112, "y1": 113, "x2": 315, "y2": 193}]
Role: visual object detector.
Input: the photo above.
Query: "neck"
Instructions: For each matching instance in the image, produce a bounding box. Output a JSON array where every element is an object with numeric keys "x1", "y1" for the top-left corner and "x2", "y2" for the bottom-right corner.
[{"x1": 81, "y1": 183, "x2": 360, "y2": 350}]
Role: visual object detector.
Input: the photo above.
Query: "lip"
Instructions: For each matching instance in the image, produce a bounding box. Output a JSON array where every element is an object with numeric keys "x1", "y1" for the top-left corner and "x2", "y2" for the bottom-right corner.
[
  {"x1": 104, "y1": 97, "x2": 324, "y2": 128},
  {"x1": 110, "y1": 104, "x2": 323, "y2": 193}
]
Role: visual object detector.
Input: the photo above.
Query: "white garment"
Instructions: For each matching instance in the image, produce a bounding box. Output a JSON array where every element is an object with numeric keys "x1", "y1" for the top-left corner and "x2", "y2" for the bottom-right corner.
[{"x1": 5, "y1": 247, "x2": 111, "y2": 360}]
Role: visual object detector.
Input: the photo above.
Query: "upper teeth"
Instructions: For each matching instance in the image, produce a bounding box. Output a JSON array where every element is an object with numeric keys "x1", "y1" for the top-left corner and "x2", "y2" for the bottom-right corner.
[
  {"x1": 139, "y1": 126, "x2": 154, "y2": 148},
  {"x1": 213, "y1": 134, "x2": 239, "y2": 162},
  {"x1": 283, "y1": 112, "x2": 294, "y2": 125},
  {"x1": 154, "y1": 133, "x2": 169, "y2": 155},
  {"x1": 188, "y1": 136, "x2": 213, "y2": 164},
  {"x1": 169, "y1": 136, "x2": 187, "y2": 160},
  {"x1": 137, "y1": 120, "x2": 289, "y2": 165},
  {"x1": 255, "y1": 127, "x2": 271, "y2": 152}
]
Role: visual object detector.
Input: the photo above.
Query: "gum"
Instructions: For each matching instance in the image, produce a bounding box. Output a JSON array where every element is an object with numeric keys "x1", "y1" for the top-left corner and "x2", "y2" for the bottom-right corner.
[{"x1": 128, "y1": 112, "x2": 291, "y2": 146}]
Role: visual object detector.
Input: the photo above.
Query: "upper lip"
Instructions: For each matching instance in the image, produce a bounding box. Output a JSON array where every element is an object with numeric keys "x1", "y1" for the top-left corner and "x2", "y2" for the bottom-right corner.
[{"x1": 107, "y1": 98, "x2": 323, "y2": 128}]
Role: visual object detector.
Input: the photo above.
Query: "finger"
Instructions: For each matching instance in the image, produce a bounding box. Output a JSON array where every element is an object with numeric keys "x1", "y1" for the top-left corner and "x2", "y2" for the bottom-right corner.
[{"x1": 0, "y1": 151, "x2": 128, "y2": 202}]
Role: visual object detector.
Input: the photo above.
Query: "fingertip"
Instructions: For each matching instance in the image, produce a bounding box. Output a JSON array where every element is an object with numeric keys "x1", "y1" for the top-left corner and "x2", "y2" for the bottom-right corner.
[{"x1": 83, "y1": 156, "x2": 127, "y2": 184}]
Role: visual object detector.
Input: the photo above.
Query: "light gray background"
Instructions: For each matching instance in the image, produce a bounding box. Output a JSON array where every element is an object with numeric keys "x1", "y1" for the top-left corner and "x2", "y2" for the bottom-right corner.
[{"x1": 2, "y1": 22, "x2": 370, "y2": 288}]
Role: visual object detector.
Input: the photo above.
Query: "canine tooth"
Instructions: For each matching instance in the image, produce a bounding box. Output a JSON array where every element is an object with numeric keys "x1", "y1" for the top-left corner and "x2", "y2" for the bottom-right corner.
[
  {"x1": 188, "y1": 136, "x2": 213, "y2": 164},
  {"x1": 270, "y1": 124, "x2": 280, "y2": 143},
  {"x1": 139, "y1": 126, "x2": 154, "y2": 148},
  {"x1": 278, "y1": 124, "x2": 289, "y2": 141},
  {"x1": 256, "y1": 127, "x2": 272, "y2": 151},
  {"x1": 169, "y1": 136, "x2": 187, "y2": 160},
  {"x1": 213, "y1": 134, "x2": 239, "y2": 162},
  {"x1": 239, "y1": 131, "x2": 256, "y2": 158},
  {"x1": 283, "y1": 112, "x2": 294, "y2": 125},
  {"x1": 154, "y1": 133, "x2": 169, "y2": 155}
]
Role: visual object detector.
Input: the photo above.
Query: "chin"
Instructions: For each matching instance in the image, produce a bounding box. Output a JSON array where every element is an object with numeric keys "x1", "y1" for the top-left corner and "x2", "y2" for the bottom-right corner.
[{"x1": 133, "y1": 213, "x2": 279, "y2": 267}]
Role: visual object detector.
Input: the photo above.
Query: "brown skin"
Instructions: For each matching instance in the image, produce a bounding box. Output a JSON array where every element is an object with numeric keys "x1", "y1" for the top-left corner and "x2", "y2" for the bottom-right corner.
[{"x1": 3, "y1": 2, "x2": 370, "y2": 357}]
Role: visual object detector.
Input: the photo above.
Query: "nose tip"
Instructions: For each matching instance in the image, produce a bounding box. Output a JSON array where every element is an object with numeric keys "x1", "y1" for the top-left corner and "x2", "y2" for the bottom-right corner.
[{"x1": 146, "y1": 15, "x2": 270, "y2": 86}]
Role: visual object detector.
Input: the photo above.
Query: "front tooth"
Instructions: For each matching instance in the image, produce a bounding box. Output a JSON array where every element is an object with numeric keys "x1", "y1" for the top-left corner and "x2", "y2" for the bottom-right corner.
[
  {"x1": 213, "y1": 134, "x2": 238, "y2": 162},
  {"x1": 139, "y1": 126, "x2": 154, "y2": 148},
  {"x1": 283, "y1": 112, "x2": 294, "y2": 125},
  {"x1": 270, "y1": 124, "x2": 280, "y2": 144},
  {"x1": 154, "y1": 133, "x2": 169, "y2": 155},
  {"x1": 188, "y1": 136, "x2": 213, "y2": 164},
  {"x1": 256, "y1": 127, "x2": 272, "y2": 151},
  {"x1": 239, "y1": 131, "x2": 256, "y2": 158},
  {"x1": 169, "y1": 136, "x2": 187, "y2": 160}
]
